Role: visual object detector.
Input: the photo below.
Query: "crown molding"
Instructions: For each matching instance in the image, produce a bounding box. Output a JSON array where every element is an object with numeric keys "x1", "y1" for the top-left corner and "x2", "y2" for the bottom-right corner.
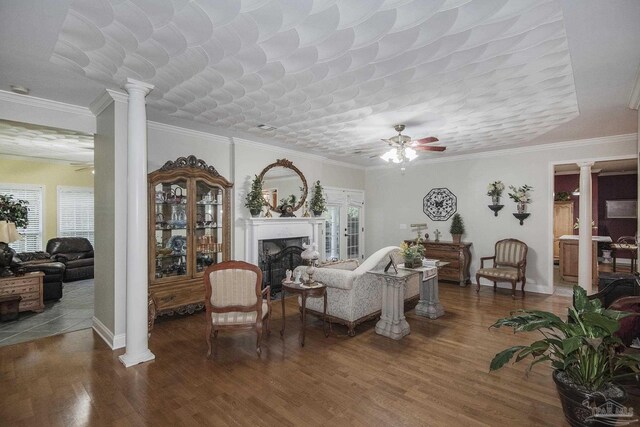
[
  {"x1": 366, "y1": 133, "x2": 637, "y2": 170},
  {"x1": 0, "y1": 90, "x2": 93, "y2": 117},
  {"x1": 147, "y1": 121, "x2": 232, "y2": 145},
  {"x1": 233, "y1": 137, "x2": 365, "y2": 170},
  {"x1": 629, "y1": 64, "x2": 640, "y2": 110},
  {"x1": 89, "y1": 89, "x2": 127, "y2": 115}
]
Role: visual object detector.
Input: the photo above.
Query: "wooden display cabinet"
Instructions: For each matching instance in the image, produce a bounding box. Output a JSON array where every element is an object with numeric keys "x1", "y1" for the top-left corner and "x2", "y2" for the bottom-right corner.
[
  {"x1": 148, "y1": 156, "x2": 232, "y2": 321},
  {"x1": 411, "y1": 240, "x2": 473, "y2": 286}
]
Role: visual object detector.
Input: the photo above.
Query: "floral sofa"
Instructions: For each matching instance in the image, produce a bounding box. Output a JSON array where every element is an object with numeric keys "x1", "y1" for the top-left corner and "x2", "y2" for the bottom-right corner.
[{"x1": 295, "y1": 246, "x2": 420, "y2": 336}]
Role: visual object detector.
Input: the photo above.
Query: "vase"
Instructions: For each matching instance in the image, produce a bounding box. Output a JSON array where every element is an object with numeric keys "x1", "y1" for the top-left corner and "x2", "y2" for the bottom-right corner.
[
  {"x1": 249, "y1": 208, "x2": 261, "y2": 217},
  {"x1": 517, "y1": 201, "x2": 526, "y2": 214},
  {"x1": 491, "y1": 195, "x2": 500, "y2": 205}
]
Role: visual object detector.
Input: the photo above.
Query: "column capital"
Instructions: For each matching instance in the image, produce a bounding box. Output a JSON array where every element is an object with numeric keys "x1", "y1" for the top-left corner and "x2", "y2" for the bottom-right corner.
[
  {"x1": 124, "y1": 78, "x2": 154, "y2": 96},
  {"x1": 577, "y1": 161, "x2": 595, "y2": 168}
]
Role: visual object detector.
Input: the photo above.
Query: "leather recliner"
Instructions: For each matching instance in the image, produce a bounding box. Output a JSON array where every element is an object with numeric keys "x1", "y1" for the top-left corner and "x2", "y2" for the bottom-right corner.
[
  {"x1": 46, "y1": 237, "x2": 94, "y2": 282},
  {"x1": 10, "y1": 249, "x2": 65, "y2": 301}
]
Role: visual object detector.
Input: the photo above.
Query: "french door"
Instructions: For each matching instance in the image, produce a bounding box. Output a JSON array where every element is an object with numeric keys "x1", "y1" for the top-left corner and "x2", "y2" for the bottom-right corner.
[{"x1": 323, "y1": 188, "x2": 364, "y2": 262}]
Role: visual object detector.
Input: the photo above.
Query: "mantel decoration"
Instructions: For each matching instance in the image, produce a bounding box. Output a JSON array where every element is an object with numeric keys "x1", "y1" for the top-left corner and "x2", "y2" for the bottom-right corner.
[
  {"x1": 244, "y1": 175, "x2": 266, "y2": 217},
  {"x1": 490, "y1": 286, "x2": 640, "y2": 427},
  {"x1": 278, "y1": 194, "x2": 298, "y2": 217},
  {"x1": 309, "y1": 180, "x2": 327, "y2": 217},
  {"x1": 423, "y1": 187, "x2": 457, "y2": 221},
  {"x1": 0, "y1": 194, "x2": 28, "y2": 277},
  {"x1": 449, "y1": 213, "x2": 465, "y2": 243},
  {"x1": 400, "y1": 239, "x2": 424, "y2": 268}
]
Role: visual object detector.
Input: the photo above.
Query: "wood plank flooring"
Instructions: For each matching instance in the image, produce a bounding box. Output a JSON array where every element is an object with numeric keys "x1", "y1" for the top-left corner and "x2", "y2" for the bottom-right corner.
[{"x1": 1, "y1": 283, "x2": 638, "y2": 426}]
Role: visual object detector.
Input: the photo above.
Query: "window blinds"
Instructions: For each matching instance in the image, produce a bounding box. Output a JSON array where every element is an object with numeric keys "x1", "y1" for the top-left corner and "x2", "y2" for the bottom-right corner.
[
  {"x1": 0, "y1": 184, "x2": 43, "y2": 252},
  {"x1": 57, "y1": 186, "x2": 94, "y2": 246}
]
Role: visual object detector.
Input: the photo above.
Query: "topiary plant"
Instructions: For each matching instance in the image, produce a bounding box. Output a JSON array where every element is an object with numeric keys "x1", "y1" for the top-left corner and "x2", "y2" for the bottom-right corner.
[
  {"x1": 244, "y1": 175, "x2": 266, "y2": 216},
  {"x1": 449, "y1": 213, "x2": 464, "y2": 241},
  {"x1": 309, "y1": 180, "x2": 327, "y2": 216}
]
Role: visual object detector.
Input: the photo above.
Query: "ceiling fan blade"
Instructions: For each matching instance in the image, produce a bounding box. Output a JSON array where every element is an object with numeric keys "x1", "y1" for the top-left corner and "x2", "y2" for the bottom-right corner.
[
  {"x1": 381, "y1": 138, "x2": 394, "y2": 145},
  {"x1": 414, "y1": 136, "x2": 439, "y2": 144},
  {"x1": 414, "y1": 145, "x2": 446, "y2": 152}
]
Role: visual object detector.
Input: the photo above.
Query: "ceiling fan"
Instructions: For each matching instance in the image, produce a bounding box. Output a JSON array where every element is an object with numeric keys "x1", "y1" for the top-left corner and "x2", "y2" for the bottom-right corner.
[
  {"x1": 381, "y1": 124, "x2": 445, "y2": 153},
  {"x1": 378, "y1": 124, "x2": 445, "y2": 171},
  {"x1": 71, "y1": 162, "x2": 94, "y2": 173}
]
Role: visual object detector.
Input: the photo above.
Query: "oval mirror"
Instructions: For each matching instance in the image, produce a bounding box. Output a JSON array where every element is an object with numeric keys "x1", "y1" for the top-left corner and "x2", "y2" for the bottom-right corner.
[{"x1": 258, "y1": 159, "x2": 307, "y2": 215}]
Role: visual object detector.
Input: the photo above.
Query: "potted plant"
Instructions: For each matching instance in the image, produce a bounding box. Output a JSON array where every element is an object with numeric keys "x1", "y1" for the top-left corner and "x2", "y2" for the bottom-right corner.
[
  {"x1": 508, "y1": 184, "x2": 533, "y2": 213},
  {"x1": 449, "y1": 213, "x2": 465, "y2": 243},
  {"x1": 487, "y1": 181, "x2": 505, "y2": 205},
  {"x1": 490, "y1": 286, "x2": 640, "y2": 427},
  {"x1": 309, "y1": 180, "x2": 327, "y2": 217},
  {"x1": 244, "y1": 175, "x2": 266, "y2": 217},
  {"x1": 400, "y1": 240, "x2": 424, "y2": 268}
]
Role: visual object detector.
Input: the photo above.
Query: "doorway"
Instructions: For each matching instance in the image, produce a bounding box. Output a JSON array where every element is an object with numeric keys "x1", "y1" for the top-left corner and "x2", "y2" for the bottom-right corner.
[
  {"x1": 552, "y1": 157, "x2": 637, "y2": 296},
  {"x1": 323, "y1": 187, "x2": 365, "y2": 262}
]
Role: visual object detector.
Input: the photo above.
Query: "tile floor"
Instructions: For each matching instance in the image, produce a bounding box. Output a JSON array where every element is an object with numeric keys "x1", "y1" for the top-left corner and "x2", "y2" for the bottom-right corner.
[{"x1": 0, "y1": 278, "x2": 93, "y2": 347}]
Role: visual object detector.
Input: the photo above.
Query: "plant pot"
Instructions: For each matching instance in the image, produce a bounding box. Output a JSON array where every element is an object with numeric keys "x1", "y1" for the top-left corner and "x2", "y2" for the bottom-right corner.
[
  {"x1": 249, "y1": 208, "x2": 261, "y2": 217},
  {"x1": 313, "y1": 210, "x2": 323, "y2": 217},
  {"x1": 404, "y1": 258, "x2": 422, "y2": 268},
  {"x1": 491, "y1": 195, "x2": 500, "y2": 205},
  {"x1": 452, "y1": 234, "x2": 462, "y2": 244},
  {"x1": 517, "y1": 201, "x2": 527, "y2": 214},
  {"x1": 553, "y1": 370, "x2": 629, "y2": 427}
]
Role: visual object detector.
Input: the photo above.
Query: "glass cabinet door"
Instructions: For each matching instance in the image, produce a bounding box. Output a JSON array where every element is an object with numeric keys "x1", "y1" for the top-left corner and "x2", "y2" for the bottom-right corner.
[
  {"x1": 152, "y1": 179, "x2": 188, "y2": 280},
  {"x1": 194, "y1": 179, "x2": 223, "y2": 275}
]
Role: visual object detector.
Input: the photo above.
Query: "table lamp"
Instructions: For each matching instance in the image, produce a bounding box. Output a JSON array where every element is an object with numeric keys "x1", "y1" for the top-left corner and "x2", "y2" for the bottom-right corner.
[
  {"x1": 0, "y1": 220, "x2": 20, "y2": 277},
  {"x1": 301, "y1": 242, "x2": 320, "y2": 284}
]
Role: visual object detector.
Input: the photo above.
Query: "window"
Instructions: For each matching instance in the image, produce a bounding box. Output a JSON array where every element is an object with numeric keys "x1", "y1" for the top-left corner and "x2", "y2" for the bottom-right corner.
[
  {"x1": 0, "y1": 184, "x2": 44, "y2": 252},
  {"x1": 58, "y1": 186, "x2": 94, "y2": 245}
]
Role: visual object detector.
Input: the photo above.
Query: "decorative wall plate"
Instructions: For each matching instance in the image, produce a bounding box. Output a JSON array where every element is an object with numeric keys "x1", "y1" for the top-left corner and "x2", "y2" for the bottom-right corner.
[{"x1": 423, "y1": 188, "x2": 457, "y2": 221}]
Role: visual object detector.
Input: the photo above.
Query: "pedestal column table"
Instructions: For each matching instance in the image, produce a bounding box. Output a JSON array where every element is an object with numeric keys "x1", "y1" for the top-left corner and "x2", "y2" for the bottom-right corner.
[{"x1": 119, "y1": 78, "x2": 155, "y2": 368}]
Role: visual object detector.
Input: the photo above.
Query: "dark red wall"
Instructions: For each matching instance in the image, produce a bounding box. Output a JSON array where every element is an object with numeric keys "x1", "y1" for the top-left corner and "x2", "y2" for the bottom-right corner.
[
  {"x1": 554, "y1": 173, "x2": 599, "y2": 234},
  {"x1": 597, "y1": 174, "x2": 637, "y2": 242}
]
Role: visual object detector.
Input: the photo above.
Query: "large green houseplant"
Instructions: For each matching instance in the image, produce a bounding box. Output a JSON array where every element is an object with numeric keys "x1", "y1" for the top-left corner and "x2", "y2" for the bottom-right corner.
[
  {"x1": 490, "y1": 286, "x2": 640, "y2": 426},
  {"x1": 244, "y1": 175, "x2": 266, "y2": 217},
  {"x1": 0, "y1": 194, "x2": 29, "y2": 228}
]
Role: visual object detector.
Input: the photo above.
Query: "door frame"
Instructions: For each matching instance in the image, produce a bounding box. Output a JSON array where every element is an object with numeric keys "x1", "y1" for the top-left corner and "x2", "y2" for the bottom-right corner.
[{"x1": 324, "y1": 186, "x2": 365, "y2": 261}]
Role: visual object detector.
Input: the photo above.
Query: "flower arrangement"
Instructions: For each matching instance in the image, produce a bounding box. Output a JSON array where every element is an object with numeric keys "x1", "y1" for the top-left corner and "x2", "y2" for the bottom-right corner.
[
  {"x1": 278, "y1": 194, "x2": 297, "y2": 210},
  {"x1": 486, "y1": 181, "x2": 505, "y2": 197},
  {"x1": 0, "y1": 194, "x2": 29, "y2": 228},
  {"x1": 400, "y1": 240, "x2": 424, "y2": 268},
  {"x1": 507, "y1": 185, "x2": 533, "y2": 203}
]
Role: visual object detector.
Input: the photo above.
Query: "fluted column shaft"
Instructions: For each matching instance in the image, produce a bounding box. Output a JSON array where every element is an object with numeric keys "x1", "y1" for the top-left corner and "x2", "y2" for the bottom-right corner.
[{"x1": 578, "y1": 161, "x2": 594, "y2": 293}]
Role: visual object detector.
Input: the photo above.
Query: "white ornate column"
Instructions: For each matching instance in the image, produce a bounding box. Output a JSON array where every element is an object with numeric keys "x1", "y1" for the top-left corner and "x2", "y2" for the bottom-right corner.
[
  {"x1": 119, "y1": 78, "x2": 155, "y2": 367},
  {"x1": 577, "y1": 161, "x2": 594, "y2": 293}
]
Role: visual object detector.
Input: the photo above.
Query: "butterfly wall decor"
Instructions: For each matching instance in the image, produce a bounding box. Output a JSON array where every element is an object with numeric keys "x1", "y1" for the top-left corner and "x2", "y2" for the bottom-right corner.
[{"x1": 423, "y1": 188, "x2": 457, "y2": 221}]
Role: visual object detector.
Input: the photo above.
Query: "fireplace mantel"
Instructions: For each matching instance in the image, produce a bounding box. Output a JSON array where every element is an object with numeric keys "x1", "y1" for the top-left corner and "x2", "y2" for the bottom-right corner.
[{"x1": 244, "y1": 217, "x2": 324, "y2": 265}]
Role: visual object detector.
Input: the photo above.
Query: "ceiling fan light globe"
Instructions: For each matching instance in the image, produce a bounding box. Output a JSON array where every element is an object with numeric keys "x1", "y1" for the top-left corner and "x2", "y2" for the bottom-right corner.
[
  {"x1": 405, "y1": 147, "x2": 418, "y2": 161},
  {"x1": 380, "y1": 149, "x2": 396, "y2": 162}
]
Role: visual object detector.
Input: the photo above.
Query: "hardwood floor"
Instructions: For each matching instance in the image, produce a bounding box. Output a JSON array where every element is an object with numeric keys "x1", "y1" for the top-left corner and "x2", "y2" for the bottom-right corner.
[{"x1": 1, "y1": 283, "x2": 638, "y2": 426}]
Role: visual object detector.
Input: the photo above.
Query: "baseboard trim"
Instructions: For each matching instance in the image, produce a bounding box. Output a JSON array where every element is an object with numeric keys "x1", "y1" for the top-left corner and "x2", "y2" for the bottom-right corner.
[
  {"x1": 477, "y1": 279, "x2": 551, "y2": 295},
  {"x1": 92, "y1": 317, "x2": 126, "y2": 350}
]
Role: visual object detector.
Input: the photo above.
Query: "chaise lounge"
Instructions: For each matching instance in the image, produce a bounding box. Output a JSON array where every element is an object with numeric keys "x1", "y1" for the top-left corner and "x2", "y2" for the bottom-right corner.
[{"x1": 295, "y1": 246, "x2": 420, "y2": 336}]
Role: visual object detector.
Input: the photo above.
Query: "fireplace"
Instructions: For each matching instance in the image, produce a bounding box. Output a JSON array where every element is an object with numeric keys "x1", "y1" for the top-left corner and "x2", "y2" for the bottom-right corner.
[{"x1": 259, "y1": 236, "x2": 309, "y2": 295}]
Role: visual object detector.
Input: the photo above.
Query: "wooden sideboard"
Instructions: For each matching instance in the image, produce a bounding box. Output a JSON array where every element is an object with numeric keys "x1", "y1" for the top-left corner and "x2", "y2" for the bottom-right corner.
[
  {"x1": 413, "y1": 241, "x2": 472, "y2": 286},
  {"x1": 0, "y1": 272, "x2": 45, "y2": 313}
]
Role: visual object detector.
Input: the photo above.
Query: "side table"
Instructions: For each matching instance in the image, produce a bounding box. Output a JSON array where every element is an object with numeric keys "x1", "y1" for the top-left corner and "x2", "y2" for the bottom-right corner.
[
  {"x1": 280, "y1": 281, "x2": 328, "y2": 347},
  {"x1": 368, "y1": 269, "x2": 420, "y2": 340},
  {"x1": 402, "y1": 261, "x2": 449, "y2": 319}
]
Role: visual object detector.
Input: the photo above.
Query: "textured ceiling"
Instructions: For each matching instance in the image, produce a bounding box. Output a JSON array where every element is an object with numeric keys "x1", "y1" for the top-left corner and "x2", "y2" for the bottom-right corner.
[
  {"x1": 0, "y1": 120, "x2": 93, "y2": 163},
  {"x1": 49, "y1": 0, "x2": 579, "y2": 159}
]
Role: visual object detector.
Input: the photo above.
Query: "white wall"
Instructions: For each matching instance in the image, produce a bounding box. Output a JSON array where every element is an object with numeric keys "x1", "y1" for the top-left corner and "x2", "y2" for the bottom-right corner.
[{"x1": 365, "y1": 135, "x2": 637, "y2": 294}]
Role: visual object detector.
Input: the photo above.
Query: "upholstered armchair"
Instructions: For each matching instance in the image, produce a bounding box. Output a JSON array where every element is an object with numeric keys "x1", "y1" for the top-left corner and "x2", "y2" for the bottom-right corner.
[
  {"x1": 475, "y1": 239, "x2": 528, "y2": 298},
  {"x1": 46, "y1": 237, "x2": 94, "y2": 282},
  {"x1": 295, "y1": 246, "x2": 420, "y2": 336},
  {"x1": 203, "y1": 261, "x2": 271, "y2": 356}
]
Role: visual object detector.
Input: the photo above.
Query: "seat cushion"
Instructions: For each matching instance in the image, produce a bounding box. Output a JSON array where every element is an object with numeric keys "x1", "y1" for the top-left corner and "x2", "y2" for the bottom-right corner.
[
  {"x1": 211, "y1": 301, "x2": 269, "y2": 325},
  {"x1": 477, "y1": 267, "x2": 519, "y2": 281}
]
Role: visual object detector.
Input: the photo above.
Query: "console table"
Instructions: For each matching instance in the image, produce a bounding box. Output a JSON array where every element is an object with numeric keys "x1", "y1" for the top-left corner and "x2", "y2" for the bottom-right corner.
[
  {"x1": 0, "y1": 272, "x2": 44, "y2": 314},
  {"x1": 412, "y1": 241, "x2": 472, "y2": 286},
  {"x1": 368, "y1": 269, "x2": 419, "y2": 340}
]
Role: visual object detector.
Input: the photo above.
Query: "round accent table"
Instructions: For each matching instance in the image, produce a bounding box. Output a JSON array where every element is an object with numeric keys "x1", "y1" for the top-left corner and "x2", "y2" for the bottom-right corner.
[{"x1": 280, "y1": 280, "x2": 328, "y2": 347}]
